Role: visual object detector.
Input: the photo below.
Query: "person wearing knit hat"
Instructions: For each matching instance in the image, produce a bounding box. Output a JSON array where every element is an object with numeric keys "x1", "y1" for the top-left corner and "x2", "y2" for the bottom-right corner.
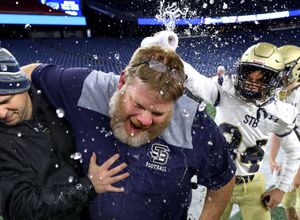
[
  {"x1": 0, "y1": 48, "x2": 129, "y2": 220},
  {"x1": 0, "y1": 48, "x2": 32, "y2": 126},
  {"x1": 0, "y1": 47, "x2": 30, "y2": 95}
]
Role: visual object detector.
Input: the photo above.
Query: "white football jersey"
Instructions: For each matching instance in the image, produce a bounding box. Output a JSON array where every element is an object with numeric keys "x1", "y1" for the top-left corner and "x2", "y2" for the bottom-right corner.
[
  {"x1": 184, "y1": 61, "x2": 299, "y2": 192},
  {"x1": 286, "y1": 87, "x2": 300, "y2": 127},
  {"x1": 275, "y1": 86, "x2": 300, "y2": 191}
]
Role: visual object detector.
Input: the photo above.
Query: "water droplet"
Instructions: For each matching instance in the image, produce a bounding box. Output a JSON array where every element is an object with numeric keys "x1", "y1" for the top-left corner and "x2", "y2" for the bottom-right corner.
[
  {"x1": 55, "y1": 163, "x2": 59, "y2": 168},
  {"x1": 56, "y1": 108, "x2": 65, "y2": 118},
  {"x1": 71, "y1": 152, "x2": 82, "y2": 160},
  {"x1": 68, "y1": 176, "x2": 74, "y2": 183},
  {"x1": 183, "y1": 109, "x2": 190, "y2": 117},
  {"x1": 17, "y1": 132, "x2": 22, "y2": 137},
  {"x1": 24, "y1": 23, "x2": 31, "y2": 29}
]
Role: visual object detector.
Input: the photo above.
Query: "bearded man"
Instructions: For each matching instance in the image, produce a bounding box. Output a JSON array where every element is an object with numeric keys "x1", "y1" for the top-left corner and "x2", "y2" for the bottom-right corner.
[{"x1": 22, "y1": 45, "x2": 235, "y2": 220}]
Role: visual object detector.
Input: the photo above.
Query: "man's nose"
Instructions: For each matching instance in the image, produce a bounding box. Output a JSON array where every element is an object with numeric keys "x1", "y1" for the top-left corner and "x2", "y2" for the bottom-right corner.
[
  {"x1": 136, "y1": 110, "x2": 153, "y2": 127},
  {"x1": 0, "y1": 108, "x2": 8, "y2": 119}
]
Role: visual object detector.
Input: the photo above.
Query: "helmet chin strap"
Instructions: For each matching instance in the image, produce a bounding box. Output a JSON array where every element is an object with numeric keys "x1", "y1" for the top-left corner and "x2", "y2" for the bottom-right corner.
[
  {"x1": 254, "y1": 96, "x2": 275, "y2": 107},
  {"x1": 254, "y1": 96, "x2": 276, "y2": 120},
  {"x1": 235, "y1": 87, "x2": 275, "y2": 108}
]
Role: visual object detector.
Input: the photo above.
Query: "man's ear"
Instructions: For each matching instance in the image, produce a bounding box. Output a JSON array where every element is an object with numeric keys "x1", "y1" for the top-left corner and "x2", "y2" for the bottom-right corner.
[{"x1": 118, "y1": 71, "x2": 126, "y2": 89}]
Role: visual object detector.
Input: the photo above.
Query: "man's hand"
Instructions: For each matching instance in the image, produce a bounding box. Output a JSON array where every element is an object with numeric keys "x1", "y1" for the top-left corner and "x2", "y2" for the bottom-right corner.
[
  {"x1": 262, "y1": 188, "x2": 284, "y2": 209},
  {"x1": 88, "y1": 152, "x2": 130, "y2": 193}
]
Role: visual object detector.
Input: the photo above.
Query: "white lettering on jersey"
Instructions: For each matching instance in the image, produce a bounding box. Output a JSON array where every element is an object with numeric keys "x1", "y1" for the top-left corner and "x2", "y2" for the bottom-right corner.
[{"x1": 145, "y1": 144, "x2": 170, "y2": 172}]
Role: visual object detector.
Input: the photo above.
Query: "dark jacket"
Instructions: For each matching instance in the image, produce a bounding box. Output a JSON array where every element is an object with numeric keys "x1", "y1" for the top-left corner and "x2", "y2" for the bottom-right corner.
[{"x1": 0, "y1": 86, "x2": 96, "y2": 220}]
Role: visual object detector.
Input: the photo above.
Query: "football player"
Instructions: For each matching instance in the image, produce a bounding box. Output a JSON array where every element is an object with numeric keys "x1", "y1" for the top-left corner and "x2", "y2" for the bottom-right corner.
[
  {"x1": 183, "y1": 42, "x2": 300, "y2": 220},
  {"x1": 269, "y1": 44, "x2": 300, "y2": 220}
]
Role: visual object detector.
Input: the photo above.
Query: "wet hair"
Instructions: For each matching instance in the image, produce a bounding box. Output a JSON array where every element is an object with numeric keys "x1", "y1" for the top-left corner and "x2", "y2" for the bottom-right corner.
[{"x1": 124, "y1": 45, "x2": 185, "y2": 102}]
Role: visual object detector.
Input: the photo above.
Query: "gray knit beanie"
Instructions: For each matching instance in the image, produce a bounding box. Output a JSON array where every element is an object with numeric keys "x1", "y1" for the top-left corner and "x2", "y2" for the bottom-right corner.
[{"x1": 0, "y1": 48, "x2": 30, "y2": 95}]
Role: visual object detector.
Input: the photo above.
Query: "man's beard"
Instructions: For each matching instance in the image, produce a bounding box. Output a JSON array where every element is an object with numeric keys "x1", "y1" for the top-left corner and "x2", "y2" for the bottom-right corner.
[{"x1": 108, "y1": 90, "x2": 172, "y2": 147}]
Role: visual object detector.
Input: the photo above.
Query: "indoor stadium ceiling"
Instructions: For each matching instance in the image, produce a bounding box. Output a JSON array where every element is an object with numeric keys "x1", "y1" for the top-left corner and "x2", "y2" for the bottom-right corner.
[{"x1": 86, "y1": 0, "x2": 300, "y2": 20}]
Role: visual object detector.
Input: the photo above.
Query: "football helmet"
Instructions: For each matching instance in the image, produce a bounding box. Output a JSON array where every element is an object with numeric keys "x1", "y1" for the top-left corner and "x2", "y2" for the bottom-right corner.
[
  {"x1": 278, "y1": 45, "x2": 300, "y2": 86},
  {"x1": 234, "y1": 42, "x2": 284, "y2": 101}
]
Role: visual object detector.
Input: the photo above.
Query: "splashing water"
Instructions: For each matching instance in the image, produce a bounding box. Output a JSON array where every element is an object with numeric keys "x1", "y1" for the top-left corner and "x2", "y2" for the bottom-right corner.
[
  {"x1": 71, "y1": 152, "x2": 82, "y2": 160},
  {"x1": 56, "y1": 108, "x2": 65, "y2": 118},
  {"x1": 155, "y1": 0, "x2": 189, "y2": 31},
  {"x1": 68, "y1": 176, "x2": 74, "y2": 183},
  {"x1": 24, "y1": 23, "x2": 31, "y2": 29},
  {"x1": 182, "y1": 109, "x2": 190, "y2": 118}
]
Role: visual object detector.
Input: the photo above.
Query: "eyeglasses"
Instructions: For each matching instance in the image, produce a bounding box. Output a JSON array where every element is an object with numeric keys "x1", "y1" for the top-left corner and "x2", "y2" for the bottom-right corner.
[{"x1": 131, "y1": 59, "x2": 186, "y2": 84}]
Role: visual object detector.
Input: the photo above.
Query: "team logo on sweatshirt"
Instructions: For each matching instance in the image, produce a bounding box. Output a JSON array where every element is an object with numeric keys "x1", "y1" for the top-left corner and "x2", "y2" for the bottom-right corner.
[{"x1": 145, "y1": 144, "x2": 170, "y2": 172}]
